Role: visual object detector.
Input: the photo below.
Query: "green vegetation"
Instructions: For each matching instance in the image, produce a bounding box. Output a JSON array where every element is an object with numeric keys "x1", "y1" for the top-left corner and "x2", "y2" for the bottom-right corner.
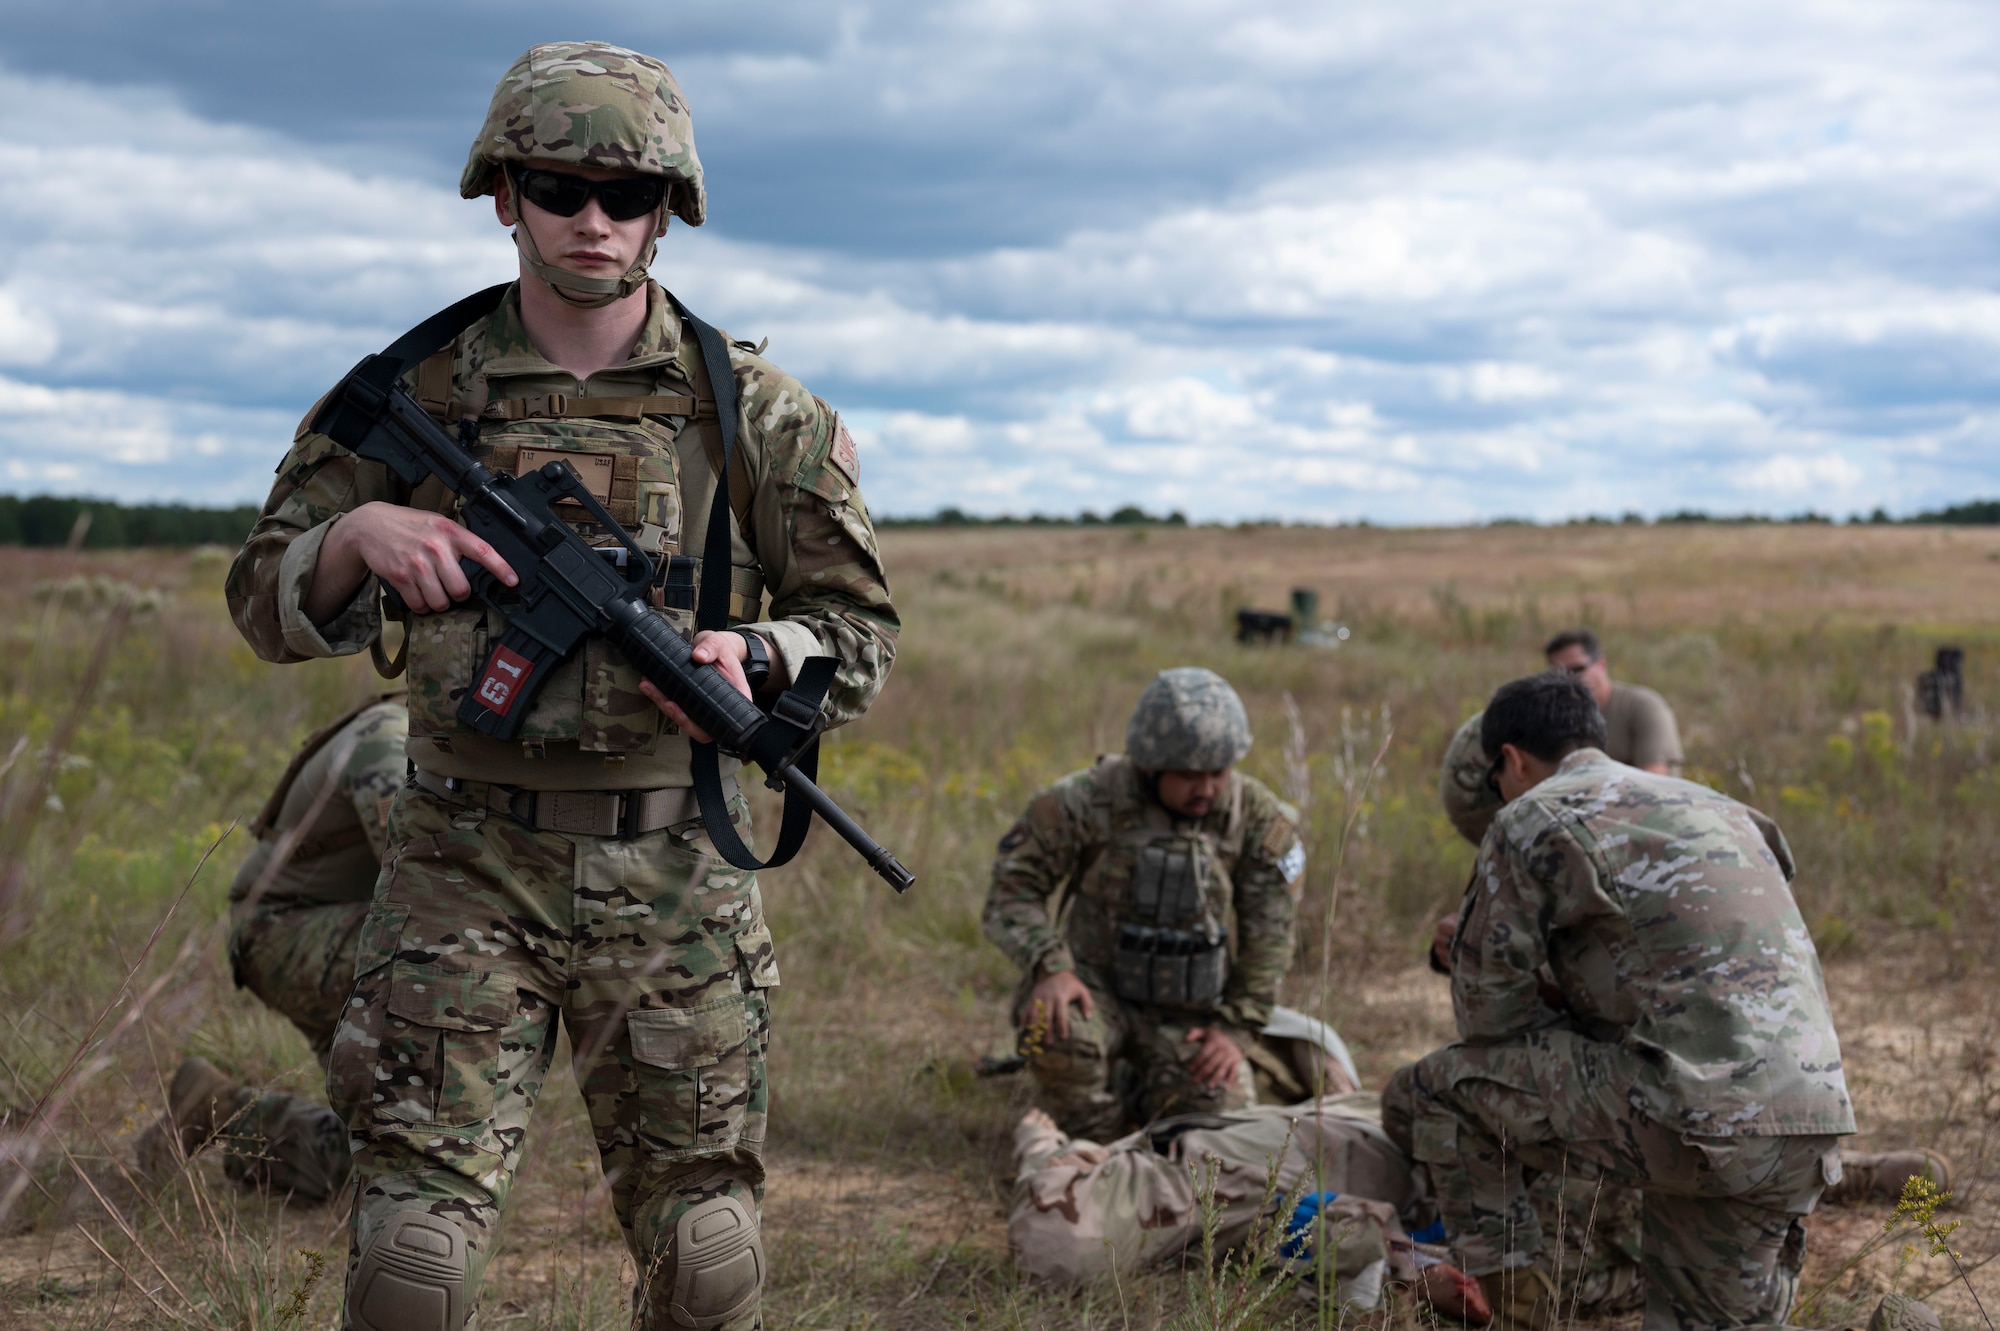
[
  {"x1": 1, "y1": 526, "x2": 1997, "y2": 1327},
  {"x1": 0, "y1": 495, "x2": 260, "y2": 549}
]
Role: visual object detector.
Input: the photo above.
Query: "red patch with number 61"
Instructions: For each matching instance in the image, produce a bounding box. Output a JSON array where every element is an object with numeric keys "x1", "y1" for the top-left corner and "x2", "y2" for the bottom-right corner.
[{"x1": 474, "y1": 646, "x2": 534, "y2": 716}]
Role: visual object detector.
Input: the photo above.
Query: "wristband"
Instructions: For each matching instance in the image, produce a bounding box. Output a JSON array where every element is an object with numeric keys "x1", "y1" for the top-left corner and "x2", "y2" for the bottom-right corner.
[{"x1": 733, "y1": 629, "x2": 772, "y2": 693}]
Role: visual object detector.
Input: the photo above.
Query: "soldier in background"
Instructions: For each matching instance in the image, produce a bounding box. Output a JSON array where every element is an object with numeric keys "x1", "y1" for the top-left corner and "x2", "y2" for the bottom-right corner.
[
  {"x1": 983, "y1": 668, "x2": 1308, "y2": 1138},
  {"x1": 1389, "y1": 672, "x2": 1855, "y2": 1331},
  {"x1": 226, "y1": 41, "x2": 897, "y2": 1331},
  {"x1": 1544, "y1": 628, "x2": 1682, "y2": 774},
  {"x1": 137, "y1": 698, "x2": 408, "y2": 1202}
]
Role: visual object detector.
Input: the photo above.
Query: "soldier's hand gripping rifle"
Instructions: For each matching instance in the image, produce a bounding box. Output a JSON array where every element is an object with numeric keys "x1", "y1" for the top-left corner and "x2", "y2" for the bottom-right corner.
[{"x1": 310, "y1": 337, "x2": 914, "y2": 894}]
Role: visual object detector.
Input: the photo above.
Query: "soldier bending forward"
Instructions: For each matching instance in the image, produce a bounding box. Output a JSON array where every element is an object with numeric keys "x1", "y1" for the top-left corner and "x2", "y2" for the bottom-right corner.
[
  {"x1": 226, "y1": 42, "x2": 897, "y2": 1331},
  {"x1": 983, "y1": 668, "x2": 1306, "y2": 1138},
  {"x1": 1384, "y1": 672, "x2": 1852, "y2": 1331}
]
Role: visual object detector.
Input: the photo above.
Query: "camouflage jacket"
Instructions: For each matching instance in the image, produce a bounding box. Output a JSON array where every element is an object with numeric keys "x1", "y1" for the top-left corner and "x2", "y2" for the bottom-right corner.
[
  {"x1": 982, "y1": 756, "x2": 1305, "y2": 1030},
  {"x1": 1452, "y1": 748, "x2": 1854, "y2": 1137},
  {"x1": 225, "y1": 282, "x2": 898, "y2": 791},
  {"x1": 229, "y1": 699, "x2": 408, "y2": 909}
]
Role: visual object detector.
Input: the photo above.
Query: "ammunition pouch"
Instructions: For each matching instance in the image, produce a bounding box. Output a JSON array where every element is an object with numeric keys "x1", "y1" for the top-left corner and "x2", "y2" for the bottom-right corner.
[
  {"x1": 1131, "y1": 842, "x2": 1199, "y2": 923},
  {"x1": 1113, "y1": 924, "x2": 1230, "y2": 1008}
]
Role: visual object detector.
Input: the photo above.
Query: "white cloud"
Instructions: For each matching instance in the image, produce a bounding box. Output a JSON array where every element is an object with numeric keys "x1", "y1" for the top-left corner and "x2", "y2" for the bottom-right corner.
[{"x1": 6, "y1": 2, "x2": 2000, "y2": 518}]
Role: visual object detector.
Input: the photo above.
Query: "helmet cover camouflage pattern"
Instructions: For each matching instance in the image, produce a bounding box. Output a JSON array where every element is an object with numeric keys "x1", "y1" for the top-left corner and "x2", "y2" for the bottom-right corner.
[
  {"x1": 461, "y1": 41, "x2": 706, "y2": 229},
  {"x1": 1126, "y1": 668, "x2": 1252, "y2": 771},
  {"x1": 1439, "y1": 711, "x2": 1502, "y2": 846}
]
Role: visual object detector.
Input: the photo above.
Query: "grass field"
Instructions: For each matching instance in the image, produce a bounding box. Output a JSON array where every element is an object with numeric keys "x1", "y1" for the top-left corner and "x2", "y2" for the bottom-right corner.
[{"x1": 3, "y1": 521, "x2": 2000, "y2": 1329}]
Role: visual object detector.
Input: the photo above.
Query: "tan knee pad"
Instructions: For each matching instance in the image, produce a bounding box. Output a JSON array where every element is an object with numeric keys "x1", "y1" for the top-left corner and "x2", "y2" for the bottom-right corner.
[
  {"x1": 660, "y1": 1195, "x2": 763, "y2": 1329},
  {"x1": 350, "y1": 1211, "x2": 468, "y2": 1331}
]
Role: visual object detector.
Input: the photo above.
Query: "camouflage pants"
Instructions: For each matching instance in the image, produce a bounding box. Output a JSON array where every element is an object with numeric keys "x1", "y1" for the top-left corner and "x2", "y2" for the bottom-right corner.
[
  {"x1": 217, "y1": 899, "x2": 371, "y2": 1202},
  {"x1": 1381, "y1": 1061, "x2": 1644, "y2": 1317},
  {"x1": 1020, "y1": 976, "x2": 1254, "y2": 1140},
  {"x1": 325, "y1": 784, "x2": 773, "y2": 1331},
  {"x1": 1385, "y1": 1037, "x2": 1839, "y2": 1331}
]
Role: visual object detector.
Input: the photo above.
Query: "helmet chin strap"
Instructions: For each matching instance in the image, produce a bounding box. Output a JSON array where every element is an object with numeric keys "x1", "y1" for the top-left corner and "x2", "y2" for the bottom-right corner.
[{"x1": 506, "y1": 166, "x2": 666, "y2": 309}]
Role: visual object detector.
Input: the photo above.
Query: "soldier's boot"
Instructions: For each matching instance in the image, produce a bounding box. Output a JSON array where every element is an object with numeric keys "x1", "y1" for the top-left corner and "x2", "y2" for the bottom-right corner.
[
  {"x1": 348, "y1": 1210, "x2": 469, "y2": 1331},
  {"x1": 1474, "y1": 1263, "x2": 1557, "y2": 1331},
  {"x1": 645, "y1": 1195, "x2": 764, "y2": 1330},
  {"x1": 133, "y1": 1056, "x2": 253, "y2": 1179},
  {"x1": 1824, "y1": 1149, "x2": 1953, "y2": 1205},
  {"x1": 1866, "y1": 1291, "x2": 1942, "y2": 1331}
]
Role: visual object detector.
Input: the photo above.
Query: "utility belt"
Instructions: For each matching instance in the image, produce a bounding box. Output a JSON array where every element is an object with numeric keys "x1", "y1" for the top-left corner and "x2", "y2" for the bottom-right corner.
[
  {"x1": 414, "y1": 768, "x2": 735, "y2": 840},
  {"x1": 1113, "y1": 924, "x2": 1230, "y2": 1008}
]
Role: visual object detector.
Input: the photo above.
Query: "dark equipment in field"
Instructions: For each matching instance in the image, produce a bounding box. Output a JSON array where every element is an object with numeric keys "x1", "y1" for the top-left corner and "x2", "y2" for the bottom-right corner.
[
  {"x1": 310, "y1": 285, "x2": 914, "y2": 893},
  {"x1": 1236, "y1": 609, "x2": 1293, "y2": 644},
  {"x1": 1917, "y1": 647, "x2": 1965, "y2": 720},
  {"x1": 1236, "y1": 588, "x2": 1349, "y2": 647}
]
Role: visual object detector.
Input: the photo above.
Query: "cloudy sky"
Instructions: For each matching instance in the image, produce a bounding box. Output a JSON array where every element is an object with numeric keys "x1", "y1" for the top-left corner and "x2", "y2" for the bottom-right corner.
[{"x1": 3, "y1": 0, "x2": 2000, "y2": 522}]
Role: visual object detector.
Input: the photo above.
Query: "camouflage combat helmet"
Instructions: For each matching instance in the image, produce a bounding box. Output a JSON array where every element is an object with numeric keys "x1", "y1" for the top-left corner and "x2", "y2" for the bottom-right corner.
[
  {"x1": 1126, "y1": 668, "x2": 1252, "y2": 771},
  {"x1": 462, "y1": 41, "x2": 705, "y2": 307},
  {"x1": 1439, "y1": 711, "x2": 1501, "y2": 846}
]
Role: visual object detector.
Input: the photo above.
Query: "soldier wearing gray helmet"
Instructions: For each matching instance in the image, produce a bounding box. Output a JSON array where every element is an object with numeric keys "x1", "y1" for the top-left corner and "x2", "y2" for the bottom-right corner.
[{"x1": 982, "y1": 669, "x2": 1307, "y2": 1137}]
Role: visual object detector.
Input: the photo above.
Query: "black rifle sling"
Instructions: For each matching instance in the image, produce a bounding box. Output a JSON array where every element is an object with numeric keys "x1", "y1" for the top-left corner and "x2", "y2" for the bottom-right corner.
[
  {"x1": 379, "y1": 284, "x2": 512, "y2": 374},
  {"x1": 672, "y1": 299, "x2": 837, "y2": 872}
]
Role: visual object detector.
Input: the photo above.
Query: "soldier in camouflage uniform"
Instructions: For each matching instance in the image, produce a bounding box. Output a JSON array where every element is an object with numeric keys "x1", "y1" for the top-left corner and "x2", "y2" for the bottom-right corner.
[
  {"x1": 225, "y1": 42, "x2": 897, "y2": 1331},
  {"x1": 1385, "y1": 673, "x2": 1853, "y2": 1331},
  {"x1": 983, "y1": 669, "x2": 1307, "y2": 1139},
  {"x1": 1430, "y1": 711, "x2": 1647, "y2": 1317},
  {"x1": 138, "y1": 698, "x2": 409, "y2": 1202}
]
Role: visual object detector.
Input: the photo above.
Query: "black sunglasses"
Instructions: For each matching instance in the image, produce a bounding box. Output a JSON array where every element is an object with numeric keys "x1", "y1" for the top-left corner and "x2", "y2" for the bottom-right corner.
[{"x1": 513, "y1": 168, "x2": 667, "y2": 222}]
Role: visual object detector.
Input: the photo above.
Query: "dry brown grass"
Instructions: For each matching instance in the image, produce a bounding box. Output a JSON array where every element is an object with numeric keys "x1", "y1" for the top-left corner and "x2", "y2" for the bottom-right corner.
[{"x1": 2, "y1": 522, "x2": 1998, "y2": 1329}]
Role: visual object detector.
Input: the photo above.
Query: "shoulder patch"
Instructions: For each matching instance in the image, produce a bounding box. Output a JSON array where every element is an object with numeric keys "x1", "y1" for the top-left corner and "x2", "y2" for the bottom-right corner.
[
  {"x1": 1258, "y1": 814, "x2": 1298, "y2": 860},
  {"x1": 829, "y1": 414, "x2": 860, "y2": 486},
  {"x1": 1276, "y1": 840, "x2": 1306, "y2": 884}
]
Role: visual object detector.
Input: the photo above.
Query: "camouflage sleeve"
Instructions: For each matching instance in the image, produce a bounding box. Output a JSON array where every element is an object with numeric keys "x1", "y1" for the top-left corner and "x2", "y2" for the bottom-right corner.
[
  {"x1": 336, "y1": 702, "x2": 411, "y2": 861},
  {"x1": 733, "y1": 355, "x2": 898, "y2": 729},
  {"x1": 1217, "y1": 786, "x2": 1305, "y2": 1030},
  {"x1": 982, "y1": 779, "x2": 1092, "y2": 978},
  {"x1": 1450, "y1": 814, "x2": 1565, "y2": 1044},
  {"x1": 224, "y1": 409, "x2": 400, "y2": 664}
]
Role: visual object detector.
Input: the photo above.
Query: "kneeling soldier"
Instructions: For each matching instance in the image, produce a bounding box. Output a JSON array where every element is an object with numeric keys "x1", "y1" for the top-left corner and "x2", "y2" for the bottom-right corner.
[
  {"x1": 138, "y1": 697, "x2": 408, "y2": 1203},
  {"x1": 983, "y1": 668, "x2": 1306, "y2": 1138},
  {"x1": 1387, "y1": 672, "x2": 1854, "y2": 1331}
]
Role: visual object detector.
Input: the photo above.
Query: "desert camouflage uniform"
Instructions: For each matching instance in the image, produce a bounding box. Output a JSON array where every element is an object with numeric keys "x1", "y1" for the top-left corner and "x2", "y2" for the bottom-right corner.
[
  {"x1": 1011, "y1": 1093, "x2": 1415, "y2": 1294},
  {"x1": 214, "y1": 698, "x2": 408, "y2": 1201},
  {"x1": 227, "y1": 272, "x2": 895, "y2": 1323},
  {"x1": 1388, "y1": 749, "x2": 1852, "y2": 1331},
  {"x1": 984, "y1": 755, "x2": 1305, "y2": 1138}
]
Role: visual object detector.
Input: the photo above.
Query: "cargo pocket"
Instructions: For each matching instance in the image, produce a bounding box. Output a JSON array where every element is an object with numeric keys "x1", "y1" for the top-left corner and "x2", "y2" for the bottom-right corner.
[
  {"x1": 629, "y1": 993, "x2": 752, "y2": 1157},
  {"x1": 376, "y1": 960, "x2": 516, "y2": 1128},
  {"x1": 351, "y1": 902, "x2": 411, "y2": 981}
]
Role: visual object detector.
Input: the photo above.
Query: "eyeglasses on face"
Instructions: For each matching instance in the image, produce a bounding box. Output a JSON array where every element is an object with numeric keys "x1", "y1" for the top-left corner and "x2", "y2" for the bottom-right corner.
[{"x1": 513, "y1": 168, "x2": 667, "y2": 222}]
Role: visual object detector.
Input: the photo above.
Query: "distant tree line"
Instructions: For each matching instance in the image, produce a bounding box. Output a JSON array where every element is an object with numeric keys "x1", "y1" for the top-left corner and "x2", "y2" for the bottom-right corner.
[
  {"x1": 878, "y1": 504, "x2": 1190, "y2": 529},
  {"x1": 1550, "y1": 500, "x2": 2000, "y2": 527},
  {"x1": 0, "y1": 495, "x2": 261, "y2": 548}
]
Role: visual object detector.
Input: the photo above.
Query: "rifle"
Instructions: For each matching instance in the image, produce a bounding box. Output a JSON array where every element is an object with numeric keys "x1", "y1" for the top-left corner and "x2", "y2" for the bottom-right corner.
[{"x1": 310, "y1": 293, "x2": 914, "y2": 894}]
